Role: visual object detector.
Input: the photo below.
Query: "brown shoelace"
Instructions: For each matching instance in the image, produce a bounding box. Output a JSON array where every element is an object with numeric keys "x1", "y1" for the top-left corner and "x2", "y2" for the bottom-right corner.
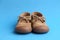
[
  {"x1": 32, "y1": 15, "x2": 45, "y2": 23},
  {"x1": 18, "y1": 16, "x2": 31, "y2": 23}
]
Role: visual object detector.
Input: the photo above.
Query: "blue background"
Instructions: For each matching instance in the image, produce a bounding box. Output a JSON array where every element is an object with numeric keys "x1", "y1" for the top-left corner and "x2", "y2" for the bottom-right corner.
[{"x1": 0, "y1": 0, "x2": 60, "y2": 40}]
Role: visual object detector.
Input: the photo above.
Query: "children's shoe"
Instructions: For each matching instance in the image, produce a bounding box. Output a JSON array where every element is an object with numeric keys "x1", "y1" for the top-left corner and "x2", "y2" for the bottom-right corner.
[
  {"x1": 32, "y1": 12, "x2": 49, "y2": 34},
  {"x1": 16, "y1": 12, "x2": 32, "y2": 33}
]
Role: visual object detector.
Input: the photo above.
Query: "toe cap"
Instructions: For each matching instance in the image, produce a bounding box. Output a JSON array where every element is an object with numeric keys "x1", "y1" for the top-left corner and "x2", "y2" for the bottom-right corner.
[
  {"x1": 16, "y1": 26, "x2": 32, "y2": 33},
  {"x1": 33, "y1": 25, "x2": 49, "y2": 34}
]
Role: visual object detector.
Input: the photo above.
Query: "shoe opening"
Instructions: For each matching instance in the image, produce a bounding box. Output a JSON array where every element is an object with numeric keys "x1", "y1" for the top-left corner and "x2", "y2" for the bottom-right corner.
[
  {"x1": 23, "y1": 12, "x2": 30, "y2": 16},
  {"x1": 33, "y1": 12, "x2": 43, "y2": 17}
]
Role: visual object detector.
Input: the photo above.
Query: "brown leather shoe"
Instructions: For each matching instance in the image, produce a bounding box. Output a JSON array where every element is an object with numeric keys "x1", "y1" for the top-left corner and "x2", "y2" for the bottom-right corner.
[
  {"x1": 16, "y1": 12, "x2": 32, "y2": 33},
  {"x1": 31, "y1": 12, "x2": 49, "y2": 34}
]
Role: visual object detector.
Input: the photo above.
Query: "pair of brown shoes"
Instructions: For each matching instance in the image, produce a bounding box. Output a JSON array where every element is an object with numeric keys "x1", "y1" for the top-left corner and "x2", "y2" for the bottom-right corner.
[{"x1": 16, "y1": 12, "x2": 49, "y2": 34}]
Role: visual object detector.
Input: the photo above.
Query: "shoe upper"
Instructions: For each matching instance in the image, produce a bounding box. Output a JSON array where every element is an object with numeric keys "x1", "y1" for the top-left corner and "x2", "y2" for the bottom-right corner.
[
  {"x1": 16, "y1": 12, "x2": 32, "y2": 33},
  {"x1": 32, "y1": 12, "x2": 49, "y2": 33}
]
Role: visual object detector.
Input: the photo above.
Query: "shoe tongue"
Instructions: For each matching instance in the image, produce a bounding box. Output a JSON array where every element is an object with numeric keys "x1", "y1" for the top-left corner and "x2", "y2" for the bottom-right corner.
[{"x1": 25, "y1": 16, "x2": 31, "y2": 20}]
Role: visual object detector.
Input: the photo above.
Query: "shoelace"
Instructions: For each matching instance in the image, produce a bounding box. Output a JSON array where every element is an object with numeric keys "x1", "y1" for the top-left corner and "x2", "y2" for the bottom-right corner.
[
  {"x1": 32, "y1": 15, "x2": 45, "y2": 23},
  {"x1": 18, "y1": 16, "x2": 31, "y2": 23}
]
